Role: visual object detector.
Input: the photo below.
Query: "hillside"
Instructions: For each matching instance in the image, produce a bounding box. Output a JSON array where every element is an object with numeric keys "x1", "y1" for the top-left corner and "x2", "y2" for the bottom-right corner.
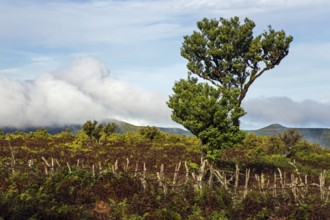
[
  {"x1": 248, "y1": 124, "x2": 330, "y2": 147},
  {"x1": 0, "y1": 119, "x2": 191, "y2": 136},
  {"x1": 2, "y1": 121, "x2": 330, "y2": 147}
]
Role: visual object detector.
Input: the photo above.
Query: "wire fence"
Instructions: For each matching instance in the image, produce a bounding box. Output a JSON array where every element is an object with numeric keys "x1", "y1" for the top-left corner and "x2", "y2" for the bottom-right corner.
[{"x1": 1, "y1": 155, "x2": 329, "y2": 204}]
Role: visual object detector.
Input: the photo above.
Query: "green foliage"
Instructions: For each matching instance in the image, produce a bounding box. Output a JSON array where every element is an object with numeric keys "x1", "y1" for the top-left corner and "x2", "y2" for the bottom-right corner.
[
  {"x1": 169, "y1": 16, "x2": 292, "y2": 159},
  {"x1": 82, "y1": 120, "x2": 99, "y2": 141},
  {"x1": 30, "y1": 128, "x2": 50, "y2": 139},
  {"x1": 103, "y1": 122, "x2": 118, "y2": 135},
  {"x1": 266, "y1": 135, "x2": 285, "y2": 154},
  {"x1": 279, "y1": 128, "x2": 302, "y2": 157},
  {"x1": 168, "y1": 77, "x2": 245, "y2": 159},
  {"x1": 138, "y1": 126, "x2": 164, "y2": 141},
  {"x1": 181, "y1": 16, "x2": 293, "y2": 106},
  {"x1": 82, "y1": 120, "x2": 117, "y2": 145}
]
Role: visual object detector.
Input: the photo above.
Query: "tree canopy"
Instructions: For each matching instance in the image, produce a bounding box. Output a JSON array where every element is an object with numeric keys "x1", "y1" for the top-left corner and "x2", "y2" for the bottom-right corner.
[
  {"x1": 167, "y1": 77, "x2": 245, "y2": 157},
  {"x1": 181, "y1": 16, "x2": 293, "y2": 106},
  {"x1": 82, "y1": 120, "x2": 117, "y2": 145},
  {"x1": 168, "y1": 16, "x2": 293, "y2": 155}
]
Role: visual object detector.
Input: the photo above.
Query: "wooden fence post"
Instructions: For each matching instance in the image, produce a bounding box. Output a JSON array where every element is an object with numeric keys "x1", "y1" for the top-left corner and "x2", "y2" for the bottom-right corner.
[
  {"x1": 244, "y1": 168, "x2": 250, "y2": 198},
  {"x1": 98, "y1": 161, "x2": 102, "y2": 172},
  {"x1": 124, "y1": 158, "x2": 130, "y2": 172},
  {"x1": 234, "y1": 164, "x2": 239, "y2": 192},
  {"x1": 184, "y1": 161, "x2": 189, "y2": 185},
  {"x1": 290, "y1": 173, "x2": 299, "y2": 202},
  {"x1": 319, "y1": 170, "x2": 326, "y2": 202},
  {"x1": 134, "y1": 163, "x2": 138, "y2": 177},
  {"x1": 28, "y1": 159, "x2": 33, "y2": 168},
  {"x1": 172, "y1": 161, "x2": 181, "y2": 186},
  {"x1": 213, "y1": 169, "x2": 228, "y2": 190},
  {"x1": 194, "y1": 159, "x2": 207, "y2": 190},
  {"x1": 277, "y1": 168, "x2": 285, "y2": 194},
  {"x1": 208, "y1": 164, "x2": 214, "y2": 188},
  {"x1": 112, "y1": 160, "x2": 118, "y2": 173},
  {"x1": 140, "y1": 162, "x2": 147, "y2": 192},
  {"x1": 42, "y1": 156, "x2": 52, "y2": 175},
  {"x1": 9, "y1": 142, "x2": 15, "y2": 175},
  {"x1": 273, "y1": 172, "x2": 277, "y2": 197},
  {"x1": 67, "y1": 162, "x2": 72, "y2": 174},
  {"x1": 51, "y1": 158, "x2": 54, "y2": 173},
  {"x1": 157, "y1": 164, "x2": 167, "y2": 194}
]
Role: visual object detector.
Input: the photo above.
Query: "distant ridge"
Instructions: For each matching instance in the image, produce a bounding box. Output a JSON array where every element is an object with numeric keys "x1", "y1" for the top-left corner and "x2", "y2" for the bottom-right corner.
[
  {"x1": 2, "y1": 121, "x2": 330, "y2": 148},
  {"x1": 0, "y1": 119, "x2": 191, "y2": 136},
  {"x1": 262, "y1": 123, "x2": 287, "y2": 130},
  {"x1": 249, "y1": 123, "x2": 287, "y2": 136},
  {"x1": 101, "y1": 119, "x2": 191, "y2": 135},
  {"x1": 247, "y1": 124, "x2": 330, "y2": 148}
]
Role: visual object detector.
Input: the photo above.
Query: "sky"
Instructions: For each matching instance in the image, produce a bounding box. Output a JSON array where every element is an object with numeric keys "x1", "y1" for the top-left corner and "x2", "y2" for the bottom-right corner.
[{"x1": 0, "y1": 0, "x2": 330, "y2": 129}]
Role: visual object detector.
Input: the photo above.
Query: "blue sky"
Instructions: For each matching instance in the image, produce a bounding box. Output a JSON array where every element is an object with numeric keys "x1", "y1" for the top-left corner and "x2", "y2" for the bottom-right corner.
[{"x1": 1, "y1": 0, "x2": 330, "y2": 129}]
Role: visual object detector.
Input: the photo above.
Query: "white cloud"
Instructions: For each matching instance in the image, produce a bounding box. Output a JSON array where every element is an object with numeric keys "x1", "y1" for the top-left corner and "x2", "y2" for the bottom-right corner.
[
  {"x1": 0, "y1": 57, "x2": 173, "y2": 128},
  {"x1": 242, "y1": 97, "x2": 330, "y2": 128},
  {"x1": 1, "y1": 57, "x2": 330, "y2": 130}
]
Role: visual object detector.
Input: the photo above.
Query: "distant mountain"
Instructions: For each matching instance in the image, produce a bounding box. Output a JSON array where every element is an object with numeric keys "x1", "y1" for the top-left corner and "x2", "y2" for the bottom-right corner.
[
  {"x1": 2, "y1": 121, "x2": 330, "y2": 148},
  {"x1": 0, "y1": 124, "x2": 82, "y2": 135},
  {"x1": 0, "y1": 119, "x2": 191, "y2": 136},
  {"x1": 101, "y1": 119, "x2": 192, "y2": 135},
  {"x1": 247, "y1": 124, "x2": 330, "y2": 148},
  {"x1": 157, "y1": 127, "x2": 192, "y2": 135},
  {"x1": 102, "y1": 119, "x2": 140, "y2": 133}
]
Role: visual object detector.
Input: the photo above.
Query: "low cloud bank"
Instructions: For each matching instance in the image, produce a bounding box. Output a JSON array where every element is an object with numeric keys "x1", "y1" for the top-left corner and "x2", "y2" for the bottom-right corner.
[
  {"x1": 0, "y1": 57, "x2": 172, "y2": 128},
  {"x1": 1, "y1": 58, "x2": 330, "y2": 129},
  {"x1": 242, "y1": 97, "x2": 330, "y2": 128}
]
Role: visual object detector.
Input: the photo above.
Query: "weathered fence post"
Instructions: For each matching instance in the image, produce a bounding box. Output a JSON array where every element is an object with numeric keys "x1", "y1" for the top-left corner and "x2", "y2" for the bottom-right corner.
[
  {"x1": 255, "y1": 173, "x2": 267, "y2": 192},
  {"x1": 290, "y1": 173, "x2": 299, "y2": 202},
  {"x1": 42, "y1": 156, "x2": 51, "y2": 175},
  {"x1": 98, "y1": 161, "x2": 102, "y2": 172},
  {"x1": 112, "y1": 160, "x2": 118, "y2": 173},
  {"x1": 51, "y1": 158, "x2": 54, "y2": 173},
  {"x1": 134, "y1": 163, "x2": 138, "y2": 177},
  {"x1": 273, "y1": 172, "x2": 277, "y2": 197},
  {"x1": 124, "y1": 158, "x2": 130, "y2": 172},
  {"x1": 193, "y1": 159, "x2": 207, "y2": 190},
  {"x1": 172, "y1": 161, "x2": 181, "y2": 186},
  {"x1": 244, "y1": 168, "x2": 250, "y2": 198},
  {"x1": 184, "y1": 161, "x2": 189, "y2": 185},
  {"x1": 9, "y1": 142, "x2": 16, "y2": 174},
  {"x1": 140, "y1": 162, "x2": 147, "y2": 192},
  {"x1": 213, "y1": 169, "x2": 228, "y2": 190},
  {"x1": 157, "y1": 164, "x2": 167, "y2": 194},
  {"x1": 277, "y1": 168, "x2": 285, "y2": 194},
  {"x1": 67, "y1": 162, "x2": 72, "y2": 174},
  {"x1": 319, "y1": 170, "x2": 326, "y2": 201},
  {"x1": 28, "y1": 159, "x2": 33, "y2": 168},
  {"x1": 208, "y1": 164, "x2": 214, "y2": 188},
  {"x1": 234, "y1": 164, "x2": 240, "y2": 192}
]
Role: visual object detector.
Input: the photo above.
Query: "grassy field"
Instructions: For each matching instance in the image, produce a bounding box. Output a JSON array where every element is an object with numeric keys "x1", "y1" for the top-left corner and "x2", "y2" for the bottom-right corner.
[{"x1": 0, "y1": 127, "x2": 330, "y2": 219}]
